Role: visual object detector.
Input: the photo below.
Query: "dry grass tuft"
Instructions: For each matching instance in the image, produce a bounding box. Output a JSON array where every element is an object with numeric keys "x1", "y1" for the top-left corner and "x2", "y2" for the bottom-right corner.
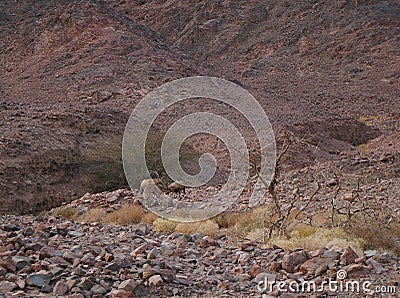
[
  {"x1": 153, "y1": 218, "x2": 178, "y2": 234},
  {"x1": 78, "y1": 208, "x2": 107, "y2": 223},
  {"x1": 345, "y1": 217, "x2": 400, "y2": 255},
  {"x1": 141, "y1": 211, "x2": 159, "y2": 225},
  {"x1": 245, "y1": 226, "x2": 363, "y2": 254},
  {"x1": 175, "y1": 220, "x2": 220, "y2": 238},
  {"x1": 104, "y1": 205, "x2": 145, "y2": 225},
  {"x1": 273, "y1": 227, "x2": 363, "y2": 254},
  {"x1": 214, "y1": 211, "x2": 253, "y2": 229},
  {"x1": 229, "y1": 206, "x2": 276, "y2": 239},
  {"x1": 53, "y1": 207, "x2": 79, "y2": 220}
]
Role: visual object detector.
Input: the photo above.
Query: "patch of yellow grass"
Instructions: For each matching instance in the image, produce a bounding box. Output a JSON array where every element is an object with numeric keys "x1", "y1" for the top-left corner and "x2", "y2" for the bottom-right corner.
[
  {"x1": 266, "y1": 227, "x2": 363, "y2": 254},
  {"x1": 214, "y1": 211, "x2": 253, "y2": 229},
  {"x1": 358, "y1": 115, "x2": 378, "y2": 127},
  {"x1": 153, "y1": 218, "x2": 178, "y2": 233},
  {"x1": 104, "y1": 205, "x2": 145, "y2": 225},
  {"x1": 78, "y1": 208, "x2": 107, "y2": 223},
  {"x1": 357, "y1": 143, "x2": 370, "y2": 154},
  {"x1": 231, "y1": 206, "x2": 276, "y2": 238},
  {"x1": 345, "y1": 216, "x2": 400, "y2": 256},
  {"x1": 141, "y1": 212, "x2": 159, "y2": 225},
  {"x1": 53, "y1": 207, "x2": 79, "y2": 220},
  {"x1": 175, "y1": 220, "x2": 220, "y2": 238}
]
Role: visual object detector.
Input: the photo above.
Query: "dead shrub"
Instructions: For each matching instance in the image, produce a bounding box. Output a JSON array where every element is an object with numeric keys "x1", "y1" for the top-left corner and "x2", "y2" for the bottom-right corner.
[
  {"x1": 175, "y1": 220, "x2": 220, "y2": 238},
  {"x1": 52, "y1": 207, "x2": 79, "y2": 220},
  {"x1": 214, "y1": 211, "x2": 252, "y2": 229},
  {"x1": 141, "y1": 211, "x2": 159, "y2": 225},
  {"x1": 104, "y1": 205, "x2": 145, "y2": 225},
  {"x1": 152, "y1": 218, "x2": 178, "y2": 234},
  {"x1": 78, "y1": 208, "x2": 107, "y2": 223},
  {"x1": 345, "y1": 217, "x2": 400, "y2": 255}
]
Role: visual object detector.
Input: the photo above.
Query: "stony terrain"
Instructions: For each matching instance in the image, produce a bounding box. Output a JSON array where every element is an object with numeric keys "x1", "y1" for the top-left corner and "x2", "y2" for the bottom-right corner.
[
  {"x1": 0, "y1": 213, "x2": 399, "y2": 297},
  {"x1": 1, "y1": 0, "x2": 400, "y2": 297},
  {"x1": 1, "y1": 0, "x2": 399, "y2": 213}
]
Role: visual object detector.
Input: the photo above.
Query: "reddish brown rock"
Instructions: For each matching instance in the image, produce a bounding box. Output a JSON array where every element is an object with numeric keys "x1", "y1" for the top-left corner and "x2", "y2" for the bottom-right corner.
[
  {"x1": 355, "y1": 256, "x2": 366, "y2": 264},
  {"x1": 0, "y1": 280, "x2": 16, "y2": 292},
  {"x1": 269, "y1": 261, "x2": 280, "y2": 272},
  {"x1": 300, "y1": 257, "x2": 333, "y2": 275},
  {"x1": 53, "y1": 280, "x2": 69, "y2": 296},
  {"x1": 15, "y1": 278, "x2": 25, "y2": 289},
  {"x1": 148, "y1": 275, "x2": 163, "y2": 287},
  {"x1": 111, "y1": 290, "x2": 136, "y2": 298},
  {"x1": 343, "y1": 263, "x2": 365, "y2": 278},
  {"x1": 67, "y1": 294, "x2": 85, "y2": 298},
  {"x1": 238, "y1": 241, "x2": 257, "y2": 251},
  {"x1": 282, "y1": 250, "x2": 308, "y2": 273},
  {"x1": 366, "y1": 259, "x2": 387, "y2": 274},
  {"x1": 105, "y1": 253, "x2": 114, "y2": 262},
  {"x1": 142, "y1": 268, "x2": 159, "y2": 280},
  {"x1": 118, "y1": 279, "x2": 138, "y2": 292},
  {"x1": 0, "y1": 257, "x2": 16, "y2": 272},
  {"x1": 249, "y1": 265, "x2": 264, "y2": 278},
  {"x1": 39, "y1": 246, "x2": 56, "y2": 260},
  {"x1": 131, "y1": 244, "x2": 147, "y2": 257},
  {"x1": 340, "y1": 246, "x2": 359, "y2": 265}
]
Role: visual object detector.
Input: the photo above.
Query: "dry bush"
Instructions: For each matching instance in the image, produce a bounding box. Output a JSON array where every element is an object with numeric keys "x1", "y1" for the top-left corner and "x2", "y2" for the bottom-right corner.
[
  {"x1": 104, "y1": 205, "x2": 145, "y2": 225},
  {"x1": 78, "y1": 208, "x2": 107, "y2": 223},
  {"x1": 145, "y1": 131, "x2": 200, "y2": 180},
  {"x1": 344, "y1": 216, "x2": 400, "y2": 255},
  {"x1": 141, "y1": 211, "x2": 159, "y2": 225},
  {"x1": 52, "y1": 207, "x2": 79, "y2": 220},
  {"x1": 175, "y1": 220, "x2": 220, "y2": 238},
  {"x1": 230, "y1": 206, "x2": 278, "y2": 241},
  {"x1": 153, "y1": 218, "x2": 178, "y2": 233},
  {"x1": 246, "y1": 225, "x2": 363, "y2": 253},
  {"x1": 273, "y1": 227, "x2": 363, "y2": 254},
  {"x1": 67, "y1": 135, "x2": 127, "y2": 193},
  {"x1": 214, "y1": 211, "x2": 253, "y2": 229}
]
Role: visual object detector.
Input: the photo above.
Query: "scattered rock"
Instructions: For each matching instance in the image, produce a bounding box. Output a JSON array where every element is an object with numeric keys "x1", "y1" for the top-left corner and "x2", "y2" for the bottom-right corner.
[
  {"x1": 12, "y1": 256, "x2": 32, "y2": 271},
  {"x1": 147, "y1": 247, "x2": 158, "y2": 260},
  {"x1": 340, "y1": 246, "x2": 359, "y2": 265},
  {"x1": 132, "y1": 244, "x2": 148, "y2": 257},
  {"x1": 366, "y1": 258, "x2": 387, "y2": 274},
  {"x1": 1, "y1": 257, "x2": 16, "y2": 272},
  {"x1": 118, "y1": 279, "x2": 138, "y2": 292},
  {"x1": 282, "y1": 250, "x2": 308, "y2": 273},
  {"x1": 90, "y1": 284, "x2": 107, "y2": 295},
  {"x1": 148, "y1": 275, "x2": 164, "y2": 287},
  {"x1": 249, "y1": 265, "x2": 264, "y2": 278},
  {"x1": 39, "y1": 246, "x2": 56, "y2": 259},
  {"x1": 53, "y1": 280, "x2": 69, "y2": 296},
  {"x1": 0, "y1": 212, "x2": 397, "y2": 297},
  {"x1": 300, "y1": 257, "x2": 332, "y2": 275},
  {"x1": 0, "y1": 281, "x2": 16, "y2": 292},
  {"x1": 111, "y1": 289, "x2": 136, "y2": 298},
  {"x1": 26, "y1": 273, "x2": 52, "y2": 287}
]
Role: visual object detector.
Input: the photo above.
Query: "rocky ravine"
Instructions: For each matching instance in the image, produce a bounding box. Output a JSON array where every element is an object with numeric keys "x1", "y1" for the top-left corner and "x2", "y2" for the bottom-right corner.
[
  {"x1": 0, "y1": 211, "x2": 399, "y2": 297},
  {"x1": 1, "y1": 0, "x2": 399, "y2": 214}
]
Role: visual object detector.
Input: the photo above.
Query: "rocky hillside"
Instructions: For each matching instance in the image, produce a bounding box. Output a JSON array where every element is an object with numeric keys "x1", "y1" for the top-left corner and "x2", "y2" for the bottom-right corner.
[
  {"x1": 0, "y1": 1, "x2": 399, "y2": 296},
  {"x1": 1, "y1": 0, "x2": 399, "y2": 213}
]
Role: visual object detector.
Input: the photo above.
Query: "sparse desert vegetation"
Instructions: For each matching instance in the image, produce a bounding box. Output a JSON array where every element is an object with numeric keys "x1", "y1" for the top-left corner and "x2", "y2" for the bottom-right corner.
[
  {"x1": 52, "y1": 207, "x2": 79, "y2": 220},
  {"x1": 1, "y1": 0, "x2": 399, "y2": 296}
]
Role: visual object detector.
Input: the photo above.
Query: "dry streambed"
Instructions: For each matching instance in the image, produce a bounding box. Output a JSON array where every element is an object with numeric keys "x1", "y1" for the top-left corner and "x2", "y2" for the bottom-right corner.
[{"x1": 0, "y1": 213, "x2": 399, "y2": 297}]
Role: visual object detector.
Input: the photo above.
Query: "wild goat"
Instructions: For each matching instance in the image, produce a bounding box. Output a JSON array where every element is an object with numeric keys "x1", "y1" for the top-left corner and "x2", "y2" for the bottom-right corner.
[
  {"x1": 140, "y1": 172, "x2": 187, "y2": 197},
  {"x1": 140, "y1": 172, "x2": 160, "y2": 191},
  {"x1": 168, "y1": 181, "x2": 186, "y2": 195}
]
